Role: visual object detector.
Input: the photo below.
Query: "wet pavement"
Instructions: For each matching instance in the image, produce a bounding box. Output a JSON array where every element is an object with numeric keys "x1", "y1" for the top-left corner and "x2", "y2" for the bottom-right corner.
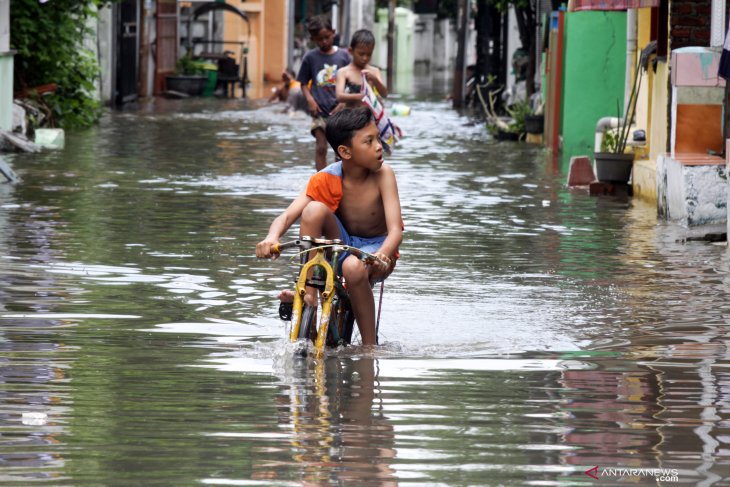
[{"x1": 1, "y1": 87, "x2": 729, "y2": 485}]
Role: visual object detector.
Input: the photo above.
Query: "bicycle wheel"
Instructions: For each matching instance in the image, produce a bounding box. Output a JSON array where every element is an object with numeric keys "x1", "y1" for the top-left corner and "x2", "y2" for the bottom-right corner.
[
  {"x1": 297, "y1": 304, "x2": 317, "y2": 342},
  {"x1": 327, "y1": 296, "x2": 355, "y2": 347}
]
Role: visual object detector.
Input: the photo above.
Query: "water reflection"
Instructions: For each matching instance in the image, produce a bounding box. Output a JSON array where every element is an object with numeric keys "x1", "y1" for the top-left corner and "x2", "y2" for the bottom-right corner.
[
  {"x1": 255, "y1": 358, "x2": 396, "y2": 485},
  {"x1": 2, "y1": 92, "x2": 730, "y2": 484}
]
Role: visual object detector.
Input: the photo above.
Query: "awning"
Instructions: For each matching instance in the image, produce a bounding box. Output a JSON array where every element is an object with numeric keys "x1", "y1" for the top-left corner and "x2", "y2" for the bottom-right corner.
[{"x1": 568, "y1": 0, "x2": 658, "y2": 11}]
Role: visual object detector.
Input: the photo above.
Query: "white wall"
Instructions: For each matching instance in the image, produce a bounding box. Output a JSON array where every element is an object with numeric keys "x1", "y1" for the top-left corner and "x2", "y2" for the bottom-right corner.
[
  {"x1": 414, "y1": 14, "x2": 436, "y2": 68},
  {"x1": 96, "y1": 5, "x2": 114, "y2": 104},
  {"x1": 0, "y1": 0, "x2": 9, "y2": 52},
  {"x1": 347, "y1": 0, "x2": 375, "y2": 37},
  {"x1": 433, "y1": 18, "x2": 455, "y2": 72},
  {"x1": 0, "y1": 0, "x2": 13, "y2": 132},
  {"x1": 506, "y1": 7, "x2": 521, "y2": 92}
]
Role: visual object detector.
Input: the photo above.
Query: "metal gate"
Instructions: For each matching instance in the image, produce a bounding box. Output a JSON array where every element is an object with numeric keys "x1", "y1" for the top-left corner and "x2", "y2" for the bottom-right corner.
[
  {"x1": 115, "y1": 0, "x2": 139, "y2": 105},
  {"x1": 155, "y1": 0, "x2": 178, "y2": 95}
]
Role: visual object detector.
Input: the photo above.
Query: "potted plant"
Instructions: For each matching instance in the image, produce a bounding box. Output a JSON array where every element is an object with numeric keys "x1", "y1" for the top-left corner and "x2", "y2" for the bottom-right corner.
[
  {"x1": 594, "y1": 126, "x2": 635, "y2": 183},
  {"x1": 524, "y1": 101, "x2": 544, "y2": 135},
  {"x1": 165, "y1": 54, "x2": 208, "y2": 96}
]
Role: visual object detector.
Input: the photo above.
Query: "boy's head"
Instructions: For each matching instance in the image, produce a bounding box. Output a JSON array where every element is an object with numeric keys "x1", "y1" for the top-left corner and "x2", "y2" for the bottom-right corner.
[
  {"x1": 307, "y1": 16, "x2": 335, "y2": 53},
  {"x1": 349, "y1": 29, "x2": 375, "y2": 68},
  {"x1": 282, "y1": 68, "x2": 295, "y2": 83},
  {"x1": 326, "y1": 107, "x2": 382, "y2": 164}
]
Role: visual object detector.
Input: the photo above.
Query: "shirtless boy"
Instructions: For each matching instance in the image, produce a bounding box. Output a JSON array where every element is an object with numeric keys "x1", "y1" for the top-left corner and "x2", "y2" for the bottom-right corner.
[
  {"x1": 335, "y1": 29, "x2": 388, "y2": 108},
  {"x1": 255, "y1": 107, "x2": 403, "y2": 345}
]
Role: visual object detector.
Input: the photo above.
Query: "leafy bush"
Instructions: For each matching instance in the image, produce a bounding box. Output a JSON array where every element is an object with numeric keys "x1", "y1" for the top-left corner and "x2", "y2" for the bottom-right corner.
[
  {"x1": 176, "y1": 55, "x2": 206, "y2": 76},
  {"x1": 10, "y1": 0, "x2": 112, "y2": 128},
  {"x1": 600, "y1": 128, "x2": 621, "y2": 153},
  {"x1": 505, "y1": 99, "x2": 531, "y2": 134}
]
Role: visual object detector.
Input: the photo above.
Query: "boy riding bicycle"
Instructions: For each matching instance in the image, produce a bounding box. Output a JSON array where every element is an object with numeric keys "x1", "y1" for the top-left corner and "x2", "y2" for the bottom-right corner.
[{"x1": 255, "y1": 106, "x2": 403, "y2": 346}]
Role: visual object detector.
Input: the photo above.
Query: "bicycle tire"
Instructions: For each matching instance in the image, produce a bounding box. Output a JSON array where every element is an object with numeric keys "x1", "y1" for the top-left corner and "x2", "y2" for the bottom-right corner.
[
  {"x1": 342, "y1": 308, "x2": 355, "y2": 344},
  {"x1": 297, "y1": 304, "x2": 317, "y2": 342},
  {"x1": 327, "y1": 296, "x2": 356, "y2": 347}
]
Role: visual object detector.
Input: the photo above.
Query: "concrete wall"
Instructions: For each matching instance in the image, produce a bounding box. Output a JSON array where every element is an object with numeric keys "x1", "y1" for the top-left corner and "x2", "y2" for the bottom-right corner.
[
  {"x1": 505, "y1": 7, "x2": 523, "y2": 98},
  {"x1": 0, "y1": 0, "x2": 13, "y2": 131},
  {"x1": 433, "y1": 18, "x2": 456, "y2": 72},
  {"x1": 374, "y1": 7, "x2": 415, "y2": 73},
  {"x1": 561, "y1": 11, "x2": 627, "y2": 165},
  {"x1": 347, "y1": 0, "x2": 375, "y2": 39},
  {"x1": 229, "y1": 0, "x2": 288, "y2": 98},
  {"x1": 657, "y1": 154, "x2": 727, "y2": 226},
  {"x1": 631, "y1": 8, "x2": 665, "y2": 202},
  {"x1": 95, "y1": 5, "x2": 114, "y2": 104},
  {"x1": 633, "y1": 59, "x2": 669, "y2": 201},
  {"x1": 414, "y1": 14, "x2": 436, "y2": 68},
  {"x1": 374, "y1": 9, "x2": 472, "y2": 74}
]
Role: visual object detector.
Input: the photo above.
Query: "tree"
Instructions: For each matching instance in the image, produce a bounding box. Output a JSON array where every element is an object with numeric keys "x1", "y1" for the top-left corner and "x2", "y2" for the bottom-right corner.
[
  {"x1": 488, "y1": 0, "x2": 537, "y2": 98},
  {"x1": 10, "y1": 0, "x2": 113, "y2": 128}
]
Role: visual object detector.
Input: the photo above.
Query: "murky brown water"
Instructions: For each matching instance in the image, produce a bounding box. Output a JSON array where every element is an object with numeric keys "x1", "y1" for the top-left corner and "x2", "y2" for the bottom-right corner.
[{"x1": 1, "y1": 91, "x2": 729, "y2": 485}]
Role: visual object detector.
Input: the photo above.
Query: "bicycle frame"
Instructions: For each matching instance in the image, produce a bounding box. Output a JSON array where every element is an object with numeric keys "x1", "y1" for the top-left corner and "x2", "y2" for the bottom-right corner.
[
  {"x1": 273, "y1": 236, "x2": 386, "y2": 358},
  {"x1": 290, "y1": 243, "x2": 337, "y2": 353}
]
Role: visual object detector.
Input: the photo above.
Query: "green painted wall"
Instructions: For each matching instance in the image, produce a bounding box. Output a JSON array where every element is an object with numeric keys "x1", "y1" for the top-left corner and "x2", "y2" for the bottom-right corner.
[
  {"x1": 561, "y1": 11, "x2": 626, "y2": 168},
  {"x1": 0, "y1": 54, "x2": 13, "y2": 131}
]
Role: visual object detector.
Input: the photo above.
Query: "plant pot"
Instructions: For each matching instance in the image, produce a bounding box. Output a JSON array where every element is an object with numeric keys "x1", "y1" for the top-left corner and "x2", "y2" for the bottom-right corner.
[
  {"x1": 165, "y1": 75, "x2": 207, "y2": 96},
  {"x1": 594, "y1": 152, "x2": 634, "y2": 183},
  {"x1": 525, "y1": 114, "x2": 544, "y2": 134}
]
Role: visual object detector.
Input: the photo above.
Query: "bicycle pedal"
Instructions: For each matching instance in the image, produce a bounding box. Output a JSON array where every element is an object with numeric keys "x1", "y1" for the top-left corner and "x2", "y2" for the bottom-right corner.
[{"x1": 278, "y1": 302, "x2": 293, "y2": 321}]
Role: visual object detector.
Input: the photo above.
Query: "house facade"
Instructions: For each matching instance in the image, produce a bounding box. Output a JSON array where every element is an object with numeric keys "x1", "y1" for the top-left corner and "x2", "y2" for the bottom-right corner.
[{"x1": 544, "y1": 0, "x2": 728, "y2": 229}]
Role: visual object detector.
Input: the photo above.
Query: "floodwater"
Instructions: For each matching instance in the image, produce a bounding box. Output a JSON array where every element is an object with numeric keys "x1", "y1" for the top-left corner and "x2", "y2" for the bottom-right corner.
[{"x1": 1, "y1": 86, "x2": 729, "y2": 486}]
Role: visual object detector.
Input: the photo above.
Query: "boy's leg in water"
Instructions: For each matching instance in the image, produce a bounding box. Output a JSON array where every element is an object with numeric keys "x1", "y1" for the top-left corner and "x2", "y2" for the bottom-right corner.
[
  {"x1": 279, "y1": 201, "x2": 340, "y2": 307},
  {"x1": 312, "y1": 127, "x2": 328, "y2": 171},
  {"x1": 341, "y1": 255, "x2": 377, "y2": 345}
]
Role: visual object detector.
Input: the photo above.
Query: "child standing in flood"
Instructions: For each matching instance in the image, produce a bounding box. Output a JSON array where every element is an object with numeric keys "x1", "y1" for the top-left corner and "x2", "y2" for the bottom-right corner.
[
  {"x1": 336, "y1": 29, "x2": 401, "y2": 154},
  {"x1": 335, "y1": 29, "x2": 388, "y2": 107},
  {"x1": 297, "y1": 16, "x2": 351, "y2": 171}
]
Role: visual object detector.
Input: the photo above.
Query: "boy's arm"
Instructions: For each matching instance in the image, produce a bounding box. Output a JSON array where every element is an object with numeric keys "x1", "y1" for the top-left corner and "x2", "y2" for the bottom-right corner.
[
  {"x1": 363, "y1": 67, "x2": 388, "y2": 98},
  {"x1": 374, "y1": 164, "x2": 402, "y2": 259},
  {"x1": 296, "y1": 54, "x2": 321, "y2": 115},
  {"x1": 256, "y1": 191, "x2": 312, "y2": 259},
  {"x1": 336, "y1": 68, "x2": 365, "y2": 104},
  {"x1": 301, "y1": 84, "x2": 321, "y2": 116}
]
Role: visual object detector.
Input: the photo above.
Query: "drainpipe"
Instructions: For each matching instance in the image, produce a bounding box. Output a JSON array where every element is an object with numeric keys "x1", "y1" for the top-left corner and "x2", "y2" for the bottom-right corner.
[
  {"x1": 624, "y1": 9, "x2": 637, "y2": 117},
  {"x1": 595, "y1": 117, "x2": 621, "y2": 151}
]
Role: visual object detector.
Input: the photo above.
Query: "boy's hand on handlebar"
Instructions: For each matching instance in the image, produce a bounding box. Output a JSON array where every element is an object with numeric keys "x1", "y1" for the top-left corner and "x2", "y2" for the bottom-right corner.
[
  {"x1": 255, "y1": 239, "x2": 281, "y2": 260},
  {"x1": 370, "y1": 252, "x2": 392, "y2": 273}
]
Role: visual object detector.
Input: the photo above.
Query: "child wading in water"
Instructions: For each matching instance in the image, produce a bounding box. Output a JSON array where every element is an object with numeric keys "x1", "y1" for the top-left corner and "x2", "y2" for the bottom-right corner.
[
  {"x1": 335, "y1": 29, "x2": 388, "y2": 107},
  {"x1": 256, "y1": 107, "x2": 402, "y2": 346},
  {"x1": 297, "y1": 16, "x2": 351, "y2": 171},
  {"x1": 336, "y1": 29, "x2": 401, "y2": 154}
]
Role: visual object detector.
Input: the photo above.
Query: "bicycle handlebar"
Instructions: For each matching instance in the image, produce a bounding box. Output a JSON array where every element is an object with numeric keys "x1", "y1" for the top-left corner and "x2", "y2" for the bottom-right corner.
[{"x1": 272, "y1": 237, "x2": 389, "y2": 270}]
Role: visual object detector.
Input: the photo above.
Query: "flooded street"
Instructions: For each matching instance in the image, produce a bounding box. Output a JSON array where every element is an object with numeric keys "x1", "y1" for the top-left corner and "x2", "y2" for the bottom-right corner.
[{"x1": 1, "y1": 90, "x2": 729, "y2": 485}]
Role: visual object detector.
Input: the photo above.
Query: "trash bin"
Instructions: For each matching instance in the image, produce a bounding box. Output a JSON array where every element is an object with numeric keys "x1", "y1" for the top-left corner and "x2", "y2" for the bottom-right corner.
[{"x1": 202, "y1": 63, "x2": 218, "y2": 97}]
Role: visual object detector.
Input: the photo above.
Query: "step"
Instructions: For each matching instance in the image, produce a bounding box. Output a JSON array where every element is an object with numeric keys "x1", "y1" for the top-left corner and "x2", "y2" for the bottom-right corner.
[{"x1": 657, "y1": 152, "x2": 726, "y2": 226}]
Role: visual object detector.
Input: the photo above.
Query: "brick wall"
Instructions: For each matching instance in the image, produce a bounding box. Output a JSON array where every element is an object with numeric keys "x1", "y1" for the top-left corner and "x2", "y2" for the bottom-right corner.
[{"x1": 670, "y1": 0, "x2": 713, "y2": 48}]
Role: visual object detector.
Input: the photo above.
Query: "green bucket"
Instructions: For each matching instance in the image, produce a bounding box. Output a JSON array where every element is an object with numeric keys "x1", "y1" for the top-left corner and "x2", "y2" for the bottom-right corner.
[{"x1": 202, "y1": 63, "x2": 218, "y2": 97}]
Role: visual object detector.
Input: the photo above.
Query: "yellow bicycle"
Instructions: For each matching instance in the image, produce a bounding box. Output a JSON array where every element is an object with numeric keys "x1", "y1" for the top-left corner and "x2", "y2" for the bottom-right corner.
[{"x1": 272, "y1": 236, "x2": 387, "y2": 357}]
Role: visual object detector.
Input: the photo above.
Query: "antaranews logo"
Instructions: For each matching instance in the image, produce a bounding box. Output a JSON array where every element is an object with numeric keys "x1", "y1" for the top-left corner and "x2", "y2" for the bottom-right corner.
[{"x1": 584, "y1": 466, "x2": 680, "y2": 482}]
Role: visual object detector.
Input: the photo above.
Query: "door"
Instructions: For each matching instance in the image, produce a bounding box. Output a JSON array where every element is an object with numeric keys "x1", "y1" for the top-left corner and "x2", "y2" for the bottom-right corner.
[
  {"x1": 155, "y1": 0, "x2": 178, "y2": 94},
  {"x1": 115, "y1": 0, "x2": 139, "y2": 105}
]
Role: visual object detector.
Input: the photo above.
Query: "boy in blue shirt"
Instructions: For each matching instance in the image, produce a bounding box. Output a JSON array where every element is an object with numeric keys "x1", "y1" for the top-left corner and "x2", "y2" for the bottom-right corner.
[{"x1": 297, "y1": 16, "x2": 351, "y2": 171}]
